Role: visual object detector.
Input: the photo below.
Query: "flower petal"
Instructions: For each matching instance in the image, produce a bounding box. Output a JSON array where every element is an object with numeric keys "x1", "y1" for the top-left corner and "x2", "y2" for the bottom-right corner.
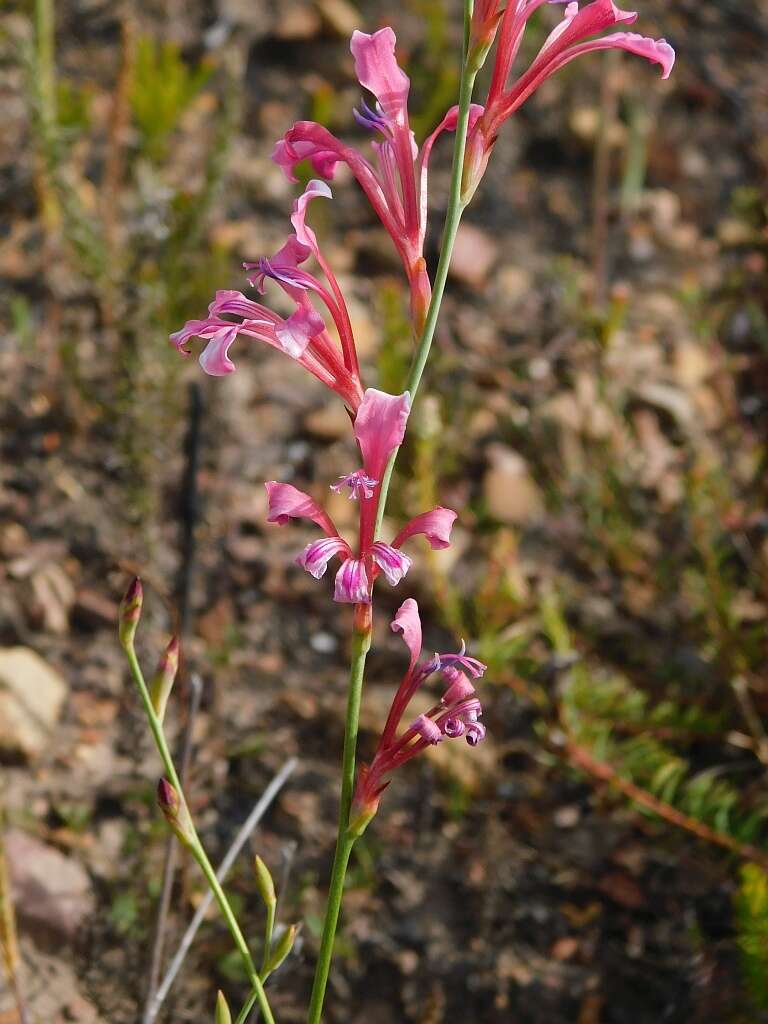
[
  {"x1": 198, "y1": 325, "x2": 240, "y2": 376},
  {"x1": 264, "y1": 481, "x2": 338, "y2": 536},
  {"x1": 296, "y1": 536, "x2": 351, "y2": 579},
  {"x1": 291, "y1": 179, "x2": 333, "y2": 252},
  {"x1": 334, "y1": 557, "x2": 371, "y2": 603},
  {"x1": 244, "y1": 236, "x2": 312, "y2": 293},
  {"x1": 441, "y1": 666, "x2": 477, "y2": 705},
  {"x1": 390, "y1": 598, "x2": 422, "y2": 672},
  {"x1": 370, "y1": 542, "x2": 412, "y2": 586},
  {"x1": 275, "y1": 304, "x2": 325, "y2": 358},
  {"x1": 350, "y1": 28, "x2": 410, "y2": 125},
  {"x1": 272, "y1": 128, "x2": 346, "y2": 183},
  {"x1": 207, "y1": 290, "x2": 277, "y2": 324},
  {"x1": 392, "y1": 507, "x2": 457, "y2": 550},
  {"x1": 567, "y1": 31, "x2": 675, "y2": 78},
  {"x1": 410, "y1": 713, "x2": 442, "y2": 744},
  {"x1": 353, "y1": 388, "x2": 411, "y2": 483}
]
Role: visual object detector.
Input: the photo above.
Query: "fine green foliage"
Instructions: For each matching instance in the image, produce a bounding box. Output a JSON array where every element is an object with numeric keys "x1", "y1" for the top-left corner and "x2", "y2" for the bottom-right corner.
[
  {"x1": 130, "y1": 36, "x2": 213, "y2": 161},
  {"x1": 735, "y1": 864, "x2": 768, "y2": 1011},
  {"x1": 547, "y1": 592, "x2": 768, "y2": 846}
]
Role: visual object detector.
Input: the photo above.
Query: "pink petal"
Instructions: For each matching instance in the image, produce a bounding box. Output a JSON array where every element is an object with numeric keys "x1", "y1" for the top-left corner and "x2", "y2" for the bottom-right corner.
[
  {"x1": 391, "y1": 598, "x2": 422, "y2": 671},
  {"x1": 350, "y1": 28, "x2": 410, "y2": 126},
  {"x1": 441, "y1": 666, "x2": 477, "y2": 705},
  {"x1": 245, "y1": 236, "x2": 313, "y2": 294},
  {"x1": 353, "y1": 388, "x2": 411, "y2": 483},
  {"x1": 207, "y1": 290, "x2": 277, "y2": 324},
  {"x1": 275, "y1": 304, "x2": 325, "y2": 358},
  {"x1": 410, "y1": 713, "x2": 442, "y2": 744},
  {"x1": 291, "y1": 179, "x2": 333, "y2": 252},
  {"x1": 567, "y1": 31, "x2": 675, "y2": 78},
  {"x1": 392, "y1": 507, "x2": 457, "y2": 551},
  {"x1": 272, "y1": 130, "x2": 345, "y2": 183},
  {"x1": 334, "y1": 557, "x2": 371, "y2": 603},
  {"x1": 370, "y1": 542, "x2": 412, "y2": 586},
  {"x1": 198, "y1": 325, "x2": 240, "y2": 376},
  {"x1": 264, "y1": 481, "x2": 338, "y2": 537},
  {"x1": 296, "y1": 536, "x2": 351, "y2": 579}
]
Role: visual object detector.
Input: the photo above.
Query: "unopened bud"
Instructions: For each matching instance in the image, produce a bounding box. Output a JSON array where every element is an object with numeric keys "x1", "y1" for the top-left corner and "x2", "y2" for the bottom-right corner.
[
  {"x1": 347, "y1": 799, "x2": 379, "y2": 839},
  {"x1": 264, "y1": 923, "x2": 297, "y2": 975},
  {"x1": 149, "y1": 636, "x2": 180, "y2": 724},
  {"x1": 215, "y1": 991, "x2": 232, "y2": 1024},
  {"x1": 119, "y1": 577, "x2": 143, "y2": 649},
  {"x1": 254, "y1": 855, "x2": 276, "y2": 909},
  {"x1": 157, "y1": 778, "x2": 194, "y2": 847}
]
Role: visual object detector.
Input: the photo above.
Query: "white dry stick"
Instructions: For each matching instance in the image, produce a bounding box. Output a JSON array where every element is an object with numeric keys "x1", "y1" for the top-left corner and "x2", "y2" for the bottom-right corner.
[{"x1": 145, "y1": 757, "x2": 298, "y2": 1024}]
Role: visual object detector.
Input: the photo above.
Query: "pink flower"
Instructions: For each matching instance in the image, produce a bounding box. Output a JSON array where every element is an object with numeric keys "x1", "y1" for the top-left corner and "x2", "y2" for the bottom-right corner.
[
  {"x1": 265, "y1": 389, "x2": 457, "y2": 604},
  {"x1": 463, "y1": 0, "x2": 675, "y2": 200},
  {"x1": 351, "y1": 599, "x2": 487, "y2": 826},
  {"x1": 170, "y1": 181, "x2": 364, "y2": 411},
  {"x1": 272, "y1": 29, "x2": 480, "y2": 327}
]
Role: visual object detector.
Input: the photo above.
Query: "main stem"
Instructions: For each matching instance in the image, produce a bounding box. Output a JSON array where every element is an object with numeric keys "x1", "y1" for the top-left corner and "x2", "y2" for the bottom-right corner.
[
  {"x1": 307, "y1": 5, "x2": 478, "y2": 1022},
  {"x1": 307, "y1": 626, "x2": 371, "y2": 1024},
  {"x1": 124, "y1": 645, "x2": 276, "y2": 1024},
  {"x1": 375, "y1": 56, "x2": 479, "y2": 539}
]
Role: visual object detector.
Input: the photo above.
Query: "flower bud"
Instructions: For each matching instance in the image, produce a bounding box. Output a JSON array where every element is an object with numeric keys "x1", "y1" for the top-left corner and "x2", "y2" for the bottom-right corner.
[
  {"x1": 460, "y1": 124, "x2": 493, "y2": 206},
  {"x1": 149, "y1": 636, "x2": 180, "y2": 724},
  {"x1": 254, "y1": 855, "x2": 276, "y2": 909},
  {"x1": 264, "y1": 923, "x2": 297, "y2": 975},
  {"x1": 157, "y1": 778, "x2": 194, "y2": 847},
  {"x1": 118, "y1": 577, "x2": 143, "y2": 649},
  {"x1": 215, "y1": 991, "x2": 232, "y2": 1024}
]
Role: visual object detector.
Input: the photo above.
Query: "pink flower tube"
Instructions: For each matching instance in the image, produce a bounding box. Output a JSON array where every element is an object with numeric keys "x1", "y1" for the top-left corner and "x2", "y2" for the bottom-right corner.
[
  {"x1": 171, "y1": 180, "x2": 364, "y2": 411},
  {"x1": 463, "y1": 0, "x2": 675, "y2": 200},
  {"x1": 273, "y1": 29, "x2": 479, "y2": 329}
]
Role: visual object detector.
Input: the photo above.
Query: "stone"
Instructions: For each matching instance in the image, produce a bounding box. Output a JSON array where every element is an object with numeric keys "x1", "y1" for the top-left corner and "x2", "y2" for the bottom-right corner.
[
  {"x1": 4, "y1": 830, "x2": 94, "y2": 941},
  {"x1": 482, "y1": 445, "x2": 544, "y2": 525},
  {"x1": 0, "y1": 647, "x2": 67, "y2": 760},
  {"x1": 449, "y1": 223, "x2": 499, "y2": 288},
  {"x1": 303, "y1": 402, "x2": 352, "y2": 440}
]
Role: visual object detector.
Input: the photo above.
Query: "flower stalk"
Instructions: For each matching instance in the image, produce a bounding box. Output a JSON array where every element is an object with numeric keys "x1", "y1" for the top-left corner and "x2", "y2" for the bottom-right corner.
[
  {"x1": 307, "y1": 5, "x2": 479, "y2": 1021},
  {"x1": 120, "y1": 585, "x2": 276, "y2": 1024}
]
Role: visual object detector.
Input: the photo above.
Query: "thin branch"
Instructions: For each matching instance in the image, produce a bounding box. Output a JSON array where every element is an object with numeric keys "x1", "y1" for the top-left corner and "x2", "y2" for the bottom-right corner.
[
  {"x1": 142, "y1": 673, "x2": 204, "y2": 1024},
  {"x1": 144, "y1": 758, "x2": 298, "y2": 1024},
  {"x1": 566, "y1": 740, "x2": 768, "y2": 870}
]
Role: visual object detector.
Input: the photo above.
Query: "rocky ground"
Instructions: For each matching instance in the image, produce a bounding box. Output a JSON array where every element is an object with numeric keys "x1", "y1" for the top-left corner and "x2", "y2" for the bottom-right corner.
[{"x1": 1, "y1": 0, "x2": 768, "y2": 1021}]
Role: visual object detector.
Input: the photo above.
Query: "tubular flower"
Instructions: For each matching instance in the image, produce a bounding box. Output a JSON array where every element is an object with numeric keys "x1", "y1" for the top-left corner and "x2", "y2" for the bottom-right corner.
[
  {"x1": 272, "y1": 28, "x2": 482, "y2": 328},
  {"x1": 462, "y1": 0, "x2": 675, "y2": 201},
  {"x1": 351, "y1": 599, "x2": 487, "y2": 829},
  {"x1": 265, "y1": 389, "x2": 457, "y2": 604},
  {"x1": 170, "y1": 180, "x2": 364, "y2": 412}
]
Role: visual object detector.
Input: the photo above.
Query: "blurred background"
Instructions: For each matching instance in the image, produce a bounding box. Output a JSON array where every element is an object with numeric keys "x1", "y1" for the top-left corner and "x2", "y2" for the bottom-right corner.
[{"x1": 1, "y1": 0, "x2": 768, "y2": 1021}]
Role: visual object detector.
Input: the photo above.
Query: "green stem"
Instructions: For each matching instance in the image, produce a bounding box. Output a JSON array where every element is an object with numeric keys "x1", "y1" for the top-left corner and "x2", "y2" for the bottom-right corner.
[
  {"x1": 306, "y1": 5, "x2": 478, "y2": 1020},
  {"x1": 261, "y1": 900, "x2": 276, "y2": 976},
  {"x1": 123, "y1": 645, "x2": 276, "y2": 1024},
  {"x1": 306, "y1": 626, "x2": 371, "y2": 1024},
  {"x1": 375, "y1": 25, "x2": 479, "y2": 539},
  {"x1": 235, "y1": 990, "x2": 261, "y2": 1024}
]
